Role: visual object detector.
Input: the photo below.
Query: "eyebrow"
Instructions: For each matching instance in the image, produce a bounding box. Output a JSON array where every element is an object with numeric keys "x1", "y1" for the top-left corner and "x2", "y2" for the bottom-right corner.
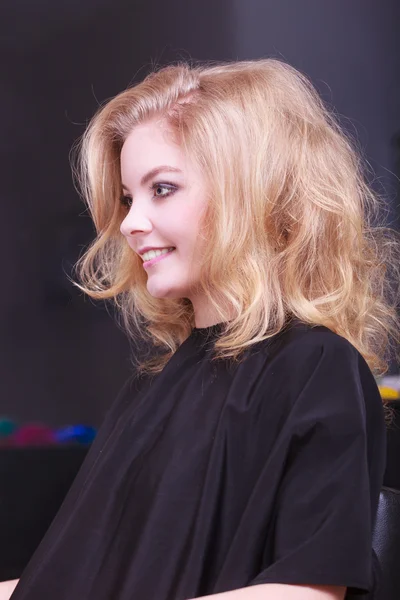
[{"x1": 122, "y1": 166, "x2": 183, "y2": 191}]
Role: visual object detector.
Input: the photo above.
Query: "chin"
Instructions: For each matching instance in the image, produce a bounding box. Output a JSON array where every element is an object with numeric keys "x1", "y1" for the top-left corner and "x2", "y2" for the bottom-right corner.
[{"x1": 146, "y1": 282, "x2": 183, "y2": 300}]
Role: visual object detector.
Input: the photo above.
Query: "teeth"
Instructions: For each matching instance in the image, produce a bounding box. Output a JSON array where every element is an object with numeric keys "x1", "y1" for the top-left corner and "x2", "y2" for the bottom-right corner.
[{"x1": 142, "y1": 247, "x2": 174, "y2": 262}]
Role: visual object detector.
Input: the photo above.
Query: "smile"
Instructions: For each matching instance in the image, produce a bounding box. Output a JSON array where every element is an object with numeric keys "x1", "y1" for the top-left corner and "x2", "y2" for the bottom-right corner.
[{"x1": 143, "y1": 248, "x2": 175, "y2": 269}]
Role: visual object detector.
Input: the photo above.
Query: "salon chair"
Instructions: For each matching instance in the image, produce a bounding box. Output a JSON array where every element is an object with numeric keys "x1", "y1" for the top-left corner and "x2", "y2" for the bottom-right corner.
[{"x1": 372, "y1": 486, "x2": 400, "y2": 599}]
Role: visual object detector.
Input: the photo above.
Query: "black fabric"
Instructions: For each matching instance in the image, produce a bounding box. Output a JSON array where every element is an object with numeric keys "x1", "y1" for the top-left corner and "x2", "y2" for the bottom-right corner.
[{"x1": 11, "y1": 320, "x2": 386, "y2": 599}]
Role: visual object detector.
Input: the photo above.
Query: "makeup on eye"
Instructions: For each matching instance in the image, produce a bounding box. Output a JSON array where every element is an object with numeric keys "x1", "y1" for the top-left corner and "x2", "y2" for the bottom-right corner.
[
  {"x1": 151, "y1": 181, "x2": 178, "y2": 198},
  {"x1": 120, "y1": 181, "x2": 179, "y2": 209}
]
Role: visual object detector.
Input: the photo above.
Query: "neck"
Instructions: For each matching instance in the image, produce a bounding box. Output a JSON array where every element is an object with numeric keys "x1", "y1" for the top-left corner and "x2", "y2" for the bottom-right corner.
[{"x1": 190, "y1": 292, "x2": 235, "y2": 329}]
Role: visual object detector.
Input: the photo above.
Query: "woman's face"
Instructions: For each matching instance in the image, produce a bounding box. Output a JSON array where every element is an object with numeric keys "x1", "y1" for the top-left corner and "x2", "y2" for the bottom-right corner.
[{"x1": 120, "y1": 118, "x2": 209, "y2": 302}]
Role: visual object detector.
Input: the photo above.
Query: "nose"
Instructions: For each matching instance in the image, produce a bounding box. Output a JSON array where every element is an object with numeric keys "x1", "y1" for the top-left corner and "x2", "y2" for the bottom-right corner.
[{"x1": 120, "y1": 206, "x2": 152, "y2": 238}]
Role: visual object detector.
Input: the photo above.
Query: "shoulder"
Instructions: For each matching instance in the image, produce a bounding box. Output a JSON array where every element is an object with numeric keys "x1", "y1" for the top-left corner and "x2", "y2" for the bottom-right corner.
[
  {"x1": 254, "y1": 319, "x2": 361, "y2": 377},
  {"x1": 250, "y1": 319, "x2": 382, "y2": 425},
  {"x1": 255, "y1": 319, "x2": 371, "y2": 385},
  {"x1": 263, "y1": 318, "x2": 358, "y2": 355}
]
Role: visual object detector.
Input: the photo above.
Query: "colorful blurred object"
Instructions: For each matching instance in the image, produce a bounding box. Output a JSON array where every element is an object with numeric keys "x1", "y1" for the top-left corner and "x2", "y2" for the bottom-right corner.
[
  {"x1": 12, "y1": 424, "x2": 57, "y2": 446},
  {"x1": 0, "y1": 418, "x2": 17, "y2": 438},
  {"x1": 0, "y1": 419, "x2": 97, "y2": 447},
  {"x1": 377, "y1": 375, "x2": 400, "y2": 401},
  {"x1": 378, "y1": 386, "x2": 400, "y2": 401},
  {"x1": 55, "y1": 425, "x2": 97, "y2": 444}
]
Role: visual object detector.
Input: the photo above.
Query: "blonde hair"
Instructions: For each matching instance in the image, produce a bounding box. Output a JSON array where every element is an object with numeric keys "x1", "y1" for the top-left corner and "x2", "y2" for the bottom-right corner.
[{"x1": 72, "y1": 58, "x2": 400, "y2": 377}]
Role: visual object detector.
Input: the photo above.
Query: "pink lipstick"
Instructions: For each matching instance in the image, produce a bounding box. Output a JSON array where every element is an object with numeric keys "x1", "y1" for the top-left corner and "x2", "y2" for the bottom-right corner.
[{"x1": 143, "y1": 248, "x2": 175, "y2": 269}]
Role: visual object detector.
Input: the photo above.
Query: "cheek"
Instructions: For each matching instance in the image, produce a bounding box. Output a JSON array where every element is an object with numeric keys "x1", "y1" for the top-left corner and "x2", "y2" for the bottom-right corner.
[
  {"x1": 165, "y1": 211, "x2": 203, "y2": 248},
  {"x1": 156, "y1": 193, "x2": 208, "y2": 256},
  {"x1": 183, "y1": 201, "x2": 207, "y2": 242}
]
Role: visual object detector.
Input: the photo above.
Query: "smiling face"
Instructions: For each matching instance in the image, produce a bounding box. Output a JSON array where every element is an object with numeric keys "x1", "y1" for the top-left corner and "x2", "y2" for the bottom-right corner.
[{"x1": 120, "y1": 118, "x2": 209, "y2": 306}]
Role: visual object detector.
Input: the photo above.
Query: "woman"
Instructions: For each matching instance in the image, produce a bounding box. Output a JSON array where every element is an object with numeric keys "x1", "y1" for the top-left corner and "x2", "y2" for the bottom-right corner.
[{"x1": 5, "y1": 58, "x2": 400, "y2": 600}]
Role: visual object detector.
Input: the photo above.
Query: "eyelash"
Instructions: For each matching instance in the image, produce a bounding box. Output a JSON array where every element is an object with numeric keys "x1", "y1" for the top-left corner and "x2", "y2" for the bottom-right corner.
[{"x1": 120, "y1": 181, "x2": 177, "y2": 209}]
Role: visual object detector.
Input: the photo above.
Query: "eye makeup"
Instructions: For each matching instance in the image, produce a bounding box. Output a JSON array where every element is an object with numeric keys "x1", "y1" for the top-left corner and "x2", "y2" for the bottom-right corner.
[{"x1": 120, "y1": 181, "x2": 179, "y2": 209}]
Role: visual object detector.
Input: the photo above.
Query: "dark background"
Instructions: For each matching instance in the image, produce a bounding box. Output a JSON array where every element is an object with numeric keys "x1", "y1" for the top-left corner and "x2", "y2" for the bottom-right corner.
[{"x1": 1, "y1": 0, "x2": 399, "y2": 427}]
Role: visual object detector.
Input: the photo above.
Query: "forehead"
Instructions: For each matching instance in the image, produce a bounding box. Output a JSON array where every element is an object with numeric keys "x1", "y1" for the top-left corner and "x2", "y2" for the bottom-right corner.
[
  {"x1": 120, "y1": 119, "x2": 195, "y2": 183},
  {"x1": 121, "y1": 119, "x2": 179, "y2": 159}
]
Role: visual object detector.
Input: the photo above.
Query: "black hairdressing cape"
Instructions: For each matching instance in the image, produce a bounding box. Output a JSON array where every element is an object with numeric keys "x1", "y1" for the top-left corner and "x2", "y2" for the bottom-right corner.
[{"x1": 11, "y1": 320, "x2": 386, "y2": 600}]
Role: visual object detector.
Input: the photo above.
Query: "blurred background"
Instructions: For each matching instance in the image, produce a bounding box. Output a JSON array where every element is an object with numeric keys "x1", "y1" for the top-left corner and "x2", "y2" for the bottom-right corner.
[
  {"x1": 1, "y1": 0, "x2": 400, "y2": 428},
  {"x1": 1, "y1": 0, "x2": 400, "y2": 580}
]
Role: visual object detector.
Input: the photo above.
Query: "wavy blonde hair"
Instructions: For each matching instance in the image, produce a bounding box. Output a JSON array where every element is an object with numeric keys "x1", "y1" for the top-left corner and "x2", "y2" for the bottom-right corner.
[{"x1": 72, "y1": 58, "x2": 400, "y2": 377}]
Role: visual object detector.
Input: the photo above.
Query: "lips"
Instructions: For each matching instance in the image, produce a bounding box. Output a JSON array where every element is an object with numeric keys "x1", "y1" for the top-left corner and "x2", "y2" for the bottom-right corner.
[
  {"x1": 141, "y1": 247, "x2": 175, "y2": 262},
  {"x1": 142, "y1": 247, "x2": 176, "y2": 269}
]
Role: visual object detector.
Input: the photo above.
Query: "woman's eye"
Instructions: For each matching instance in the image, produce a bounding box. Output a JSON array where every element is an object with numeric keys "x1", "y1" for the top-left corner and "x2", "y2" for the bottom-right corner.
[
  {"x1": 120, "y1": 183, "x2": 177, "y2": 209},
  {"x1": 151, "y1": 183, "x2": 177, "y2": 198},
  {"x1": 120, "y1": 195, "x2": 133, "y2": 209}
]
